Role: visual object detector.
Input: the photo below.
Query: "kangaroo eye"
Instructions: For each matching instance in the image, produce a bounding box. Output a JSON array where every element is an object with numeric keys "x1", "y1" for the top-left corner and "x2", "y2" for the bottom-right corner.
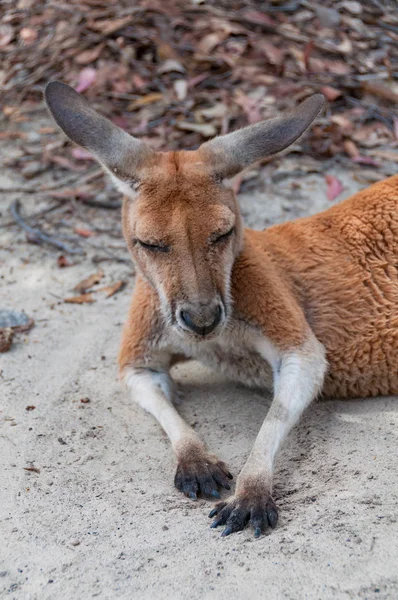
[
  {"x1": 213, "y1": 227, "x2": 235, "y2": 244},
  {"x1": 136, "y1": 239, "x2": 170, "y2": 253}
]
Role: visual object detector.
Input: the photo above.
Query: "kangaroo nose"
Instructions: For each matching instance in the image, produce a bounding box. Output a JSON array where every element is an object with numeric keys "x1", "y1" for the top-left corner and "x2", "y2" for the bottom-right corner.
[{"x1": 180, "y1": 304, "x2": 222, "y2": 336}]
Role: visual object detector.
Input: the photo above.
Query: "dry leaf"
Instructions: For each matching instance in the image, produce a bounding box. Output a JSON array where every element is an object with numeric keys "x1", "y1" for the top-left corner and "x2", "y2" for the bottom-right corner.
[
  {"x1": 367, "y1": 150, "x2": 398, "y2": 163},
  {"x1": 71, "y1": 148, "x2": 94, "y2": 160},
  {"x1": 20, "y1": 27, "x2": 37, "y2": 44},
  {"x1": 87, "y1": 16, "x2": 132, "y2": 35},
  {"x1": 74, "y1": 227, "x2": 95, "y2": 237},
  {"x1": 320, "y1": 86, "x2": 342, "y2": 101},
  {"x1": 325, "y1": 175, "x2": 343, "y2": 201},
  {"x1": 198, "y1": 104, "x2": 228, "y2": 119},
  {"x1": 73, "y1": 269, "x2": 104, "y2": 293},
  {"x1": 127, "y1": 93, "x2": 164, "y2": 111},
  {"x1": 0, "y1": 328, "x2": 14, "y2": 353},
  {"x1": 177, "y1": 121, "x2": 217, "y2": 137},
  {"x1": 174, "y1": 80, "x2": 188, "y2": 101},
  {"x1": 343, "y1": 139, "x2": 359, "y2": 159},
  {"x1": 64, "y1": 293, "x2": 96, "y2": 304},
  {"x1": 75, "y1": 43, "x2": 104, "y2": 65},
  {"x1": 75, "y1": 67, "x2": 97, "y2": 93},
  {"x1": 197, "y1": 33, "x2": 225, "y2": 54},
  {"x1": 0, "y1": 24, "x2": 14, "y2": 49},
  {"x1": 57, "y1": 255, "x2": 71, "y2": 268},
  {"x1": 157, "y1": 59, "x2": 185, "y2": 75},
  {"x1": 97, "y1": 280, "x2": 126, "y2": 298},
  {"x1": 24, "y1": 467, "x2": 40, "y2": 473}
]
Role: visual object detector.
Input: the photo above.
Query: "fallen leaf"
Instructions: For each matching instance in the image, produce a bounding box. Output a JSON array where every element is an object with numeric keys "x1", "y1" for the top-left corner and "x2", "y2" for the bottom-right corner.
[
  {"x1": 315, "y1": 5, "x2": 340, "y2": 28},
  {"x1": 177, "y1": 121, "x2": 217, "y2": 137},
  {"x1": 362, "y1": 82, "x2": 398, "y2": 103},
  {"x1": 0, "y1": 24, "x2": 14, "y2": 49},
  {"x1": 87, "y1": 16, "x2": 132, "y2": 35},
  {"x1": 198, "y1": 103, "x2": 228, "y2": 119},
  {"x1": 75, "y1": 67, "x2": 97, "y2": 93},
  {"x1": 20, "y1": 27, "x2": 37, "y2": 44},
  {"x1": 97, "y1": 280, "x2": 126, "y2": 298},
  {"x1": 157, "y1": 59, "x2": 185, "y2": 75},
  {"x1": 75, "y1": 43, "x2": 104, "y2": 65},
  {"x1": 0, "y1": 328, "x2": 14, "y2": 353},
  {"x1": 73, "y1": 269, "x2": 104, "y2": 293},
  {"x1": 393, "y1": 119, "x2": 398, "y2": 142},
  {"x1": 64, "y1": 293, "x2": 96, "y2": 304},
  {"x1": 343, "y1": 139, "x2": 359, "y2": 159},
  {"x1": 340, "y1": 0, "x2": 362, "y2": 15},
  {"x1": 57, "y1": 255, "x2": 71, "y2": 268},
  {"x1": 325, "y1": 175, "x2": 344, "y2": 201},
  {"x1": 80, "y1": 397, "x2": 90, "y2": 403},
  {"x1": 74, "y1": 227, "x2": 96, "y2": 237},
  {"x1": 174, "y1": 80, "x2": 187, "y2": 101},
  {"x1": 127, "y1": 93, "x2": 164, "y2": 111},
  {"x1": 197, "y1": 33, "x2": 225, "y2": 54},
  {"x1": 320, "y1": 86, "x2": 342, "y2": 101},
  {"x1": 26, "y1": 406, "x2": 36, "y2": 411},
  {"x1": 23, "y1": 467, "x2": 40, "y2": 474},
  {"x1": 352, "y1": 155, "x2": 380, "y2": 166},
  {"x1": 258, "y1": 41, "x2": 285, "y2": 66},
  {"x1": 368, "y1": 150, "x2": 398, "y2": 163},
  {"x1": 304, "y1": 41, "x2": 314, "y2": 72},
  {"x1": 48, "y1": 189, "x2": 93, "y2": 199},
  {"x1": 71, "y1": 148, "x2": 94, "y2": 160}
]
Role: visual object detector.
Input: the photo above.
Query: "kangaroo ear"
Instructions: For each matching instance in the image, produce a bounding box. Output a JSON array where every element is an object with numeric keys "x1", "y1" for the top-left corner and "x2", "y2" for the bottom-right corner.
[
  {"x1": 44, "y1": 81, "x2": 152, "y2": 181},
  {"x1": 200, "y1": 94, "x2": 324, "y2": 178}
]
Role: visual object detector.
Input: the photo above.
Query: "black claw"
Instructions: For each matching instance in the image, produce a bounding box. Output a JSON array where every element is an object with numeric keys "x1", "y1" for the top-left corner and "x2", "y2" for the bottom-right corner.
[
  {"x1": 210, "y1": 519, "x2": 221, "y2": 529},
  {"x1": 175, "y1": 460, "x2": 232, "y2": 500},
  {"x1": 267, "y1": 506, "x2": 278, "y2": 529},
  {"x1": 226, "y1": 471, "x2": 233, "y2": 480},
  {"x1": 221, "y1": 526, "x2": 232, "y2": 537},
  {"x1": 254, "y1": 527, "x2": 262, "y2": 538},
  {"x1": 209, "y1": 508, "x2": 218, "y2": 519}
]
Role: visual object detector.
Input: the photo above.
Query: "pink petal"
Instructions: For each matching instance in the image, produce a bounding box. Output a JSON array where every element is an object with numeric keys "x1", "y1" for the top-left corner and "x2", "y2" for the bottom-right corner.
[
  {"x1": 352, "y1": 155, "x2": 380, "y2": 167},
  {"x1": 325, "y1": 175, "x2": 344, "y2": 201},
  {"x1": 71, "y1": 148, "x2": 94, "y2": 160},
  {"x1": 75, "y1": 68, "x2": 97, "y2": 93}
]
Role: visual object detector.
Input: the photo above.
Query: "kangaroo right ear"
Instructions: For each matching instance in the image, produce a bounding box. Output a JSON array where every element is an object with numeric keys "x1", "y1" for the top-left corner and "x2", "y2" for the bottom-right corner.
[
  {"x1": 200, "y1": 94, "x2": 324, "y2": 179},
  {"x1": 44, "y1": 81, "x2": 152, "y2": 181}
]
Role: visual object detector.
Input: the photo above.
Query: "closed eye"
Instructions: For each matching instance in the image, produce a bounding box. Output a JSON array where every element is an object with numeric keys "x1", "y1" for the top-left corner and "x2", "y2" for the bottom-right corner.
[
  {"x1": 212, "y1": 227, "x2": 235, "y2": 244},
  {"x1": 136, "y1": 239, "x2": 170, "y2": 253}
]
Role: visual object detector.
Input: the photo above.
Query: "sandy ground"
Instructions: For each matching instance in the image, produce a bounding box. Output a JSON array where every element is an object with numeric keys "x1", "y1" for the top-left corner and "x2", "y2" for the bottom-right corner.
[{"x1": 1, "y1": 157, "x2": 398, "y2": 600}]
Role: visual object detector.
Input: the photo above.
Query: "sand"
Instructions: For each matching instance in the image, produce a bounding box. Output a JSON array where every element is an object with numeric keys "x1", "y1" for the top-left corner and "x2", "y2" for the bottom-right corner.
[{"x1": 1, "y1": 162, "x2": 398, "y2": 600}]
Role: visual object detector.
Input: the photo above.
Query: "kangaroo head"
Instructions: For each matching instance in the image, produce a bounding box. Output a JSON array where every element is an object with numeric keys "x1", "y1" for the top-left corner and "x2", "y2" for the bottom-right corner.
[{"x1": 45, "y1": 82, "x2": 323, "y2": 340}]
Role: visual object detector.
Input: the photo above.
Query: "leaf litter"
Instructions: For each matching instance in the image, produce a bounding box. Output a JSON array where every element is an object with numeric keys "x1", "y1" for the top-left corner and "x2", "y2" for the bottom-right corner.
[{"x1": 1, "y1": 0, "x2": 398, "y2": 259}]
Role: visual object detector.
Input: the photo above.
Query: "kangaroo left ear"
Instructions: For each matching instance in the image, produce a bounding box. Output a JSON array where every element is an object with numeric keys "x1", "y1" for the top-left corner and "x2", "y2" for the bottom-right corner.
[
  {"x1": 45, "y1": 81, "x2": 153, "y2": 182},
  {"x1": 199, "y1": 94, "x2": 324, "y2": 179}
]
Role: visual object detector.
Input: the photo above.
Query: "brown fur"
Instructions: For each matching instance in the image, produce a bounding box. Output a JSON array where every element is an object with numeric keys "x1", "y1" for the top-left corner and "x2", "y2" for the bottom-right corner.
[
  {"x1": 46, "y1": 83, "x2": 395, "y2": 537},
  {"x1": 119, "y1": 157, "x2": 398, "y2": 398}
]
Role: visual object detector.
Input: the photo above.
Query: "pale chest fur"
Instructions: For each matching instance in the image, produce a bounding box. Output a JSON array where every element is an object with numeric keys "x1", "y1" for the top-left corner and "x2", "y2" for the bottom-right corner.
[{"x1": 163, "y1": 318, "x2": 275, "y2": 390}]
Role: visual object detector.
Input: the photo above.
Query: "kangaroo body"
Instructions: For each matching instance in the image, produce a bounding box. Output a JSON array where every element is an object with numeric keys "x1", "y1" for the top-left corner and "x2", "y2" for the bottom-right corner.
[{"x1": 46, "y1": 81, "x2": 395, "y2": 538}]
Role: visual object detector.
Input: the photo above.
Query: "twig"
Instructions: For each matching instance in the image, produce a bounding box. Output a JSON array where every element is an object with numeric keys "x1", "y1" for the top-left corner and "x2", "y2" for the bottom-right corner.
[
  {"x1": 0, "y1": 168, "x2": 103, "y2": 194},
  {"x1": 0, "y1": 200, "x2": 66, "y2": 228},
  {"x1": 10, "y1": 200, "x2": 84, "y2": 255},
  {"x1": 79, "y1": 197, "x2": 122, "y2": 209}
]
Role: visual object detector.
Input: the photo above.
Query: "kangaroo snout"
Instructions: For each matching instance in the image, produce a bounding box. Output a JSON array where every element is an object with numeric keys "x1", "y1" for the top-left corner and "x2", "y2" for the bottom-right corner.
[{"x1": 177, "y1": 302, "x2": 223, "y2": 337}]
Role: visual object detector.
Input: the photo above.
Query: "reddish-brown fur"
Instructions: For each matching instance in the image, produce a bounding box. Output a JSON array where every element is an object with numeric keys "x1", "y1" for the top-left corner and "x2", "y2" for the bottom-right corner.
[
  {"x1": 120, "y1": 156, "x2": 398, "y2": 400},
  {"x1": 46, "y1": 82, "x2": 396, "y2": 538}
]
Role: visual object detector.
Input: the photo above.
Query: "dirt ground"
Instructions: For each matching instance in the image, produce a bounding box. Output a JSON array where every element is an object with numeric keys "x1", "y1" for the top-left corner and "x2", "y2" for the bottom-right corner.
[{"x1": 1, "y1": 149, "x2": 398, "y2": 600}]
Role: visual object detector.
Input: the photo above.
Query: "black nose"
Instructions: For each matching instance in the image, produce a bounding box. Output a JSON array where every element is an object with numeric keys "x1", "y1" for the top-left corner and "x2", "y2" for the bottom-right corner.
[{"x1": 180, "y1": 305, "x2": 222, "y2": 336}]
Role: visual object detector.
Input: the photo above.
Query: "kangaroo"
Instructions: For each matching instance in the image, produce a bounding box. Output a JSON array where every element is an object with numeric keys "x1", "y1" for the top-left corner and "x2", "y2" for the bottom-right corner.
[{"x1": 45, "y1": 81, "x2": 398, "y2": 538}]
